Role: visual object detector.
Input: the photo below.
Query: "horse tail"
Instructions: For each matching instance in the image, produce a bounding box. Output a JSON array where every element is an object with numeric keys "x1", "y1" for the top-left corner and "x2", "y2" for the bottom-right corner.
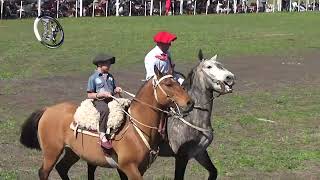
[{"x1": 20, "y1": 109, "x2": 46, "y2": 150}]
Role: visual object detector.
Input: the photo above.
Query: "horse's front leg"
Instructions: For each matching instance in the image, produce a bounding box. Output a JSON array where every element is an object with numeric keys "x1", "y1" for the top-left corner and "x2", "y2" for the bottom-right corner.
[
  {"x1": 119, "y1": 164, "x2": 142, "y2": 180},
  {"x1": 174, "y1": 155, "x2": 189, "y2": 180},
  {"x1": 117, "y1": 168, "x2": 128, "y2": 180},
  {"x1": 194, "y1": 150, "x2": 217, "y2": 180}
]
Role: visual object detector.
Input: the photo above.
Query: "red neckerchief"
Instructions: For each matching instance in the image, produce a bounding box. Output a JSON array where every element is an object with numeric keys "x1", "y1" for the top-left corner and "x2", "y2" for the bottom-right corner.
[{"x1": 155, "y1": 53, "x2": 168, "y2": 61}]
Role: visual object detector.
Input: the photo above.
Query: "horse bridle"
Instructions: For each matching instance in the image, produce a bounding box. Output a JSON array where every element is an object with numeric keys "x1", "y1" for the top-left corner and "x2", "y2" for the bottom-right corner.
[
  {"x1": 126, "y1": 75, "x2": 183, "y2": 152},
  {"x1": 129, "y1": 74, "x2": 179, "y2": 116},
  {"x1": 191, "y1": 69, "x2": 231, "y2": 110},
  {"x1": 201, "y1": 68, "x2": 233, "y2": 96},
  {"x1": 152, "y1": 74, "x2": 175, "y2": 103}
]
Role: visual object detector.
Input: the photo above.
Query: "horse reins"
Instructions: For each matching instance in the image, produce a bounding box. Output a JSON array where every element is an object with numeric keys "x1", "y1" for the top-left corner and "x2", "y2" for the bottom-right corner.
[
  {"x1": 124, "y1": 74, "x2": 213, "y2": 133},
  {"x1": 109, "y1": 75, "x2": 177, "y2": 154},
  {"x1": 111, "y1": 74, "x2": 178, "y2": 130},
  {"x1": 113, "y1": 74, "x2": 214, "y2": 143}
]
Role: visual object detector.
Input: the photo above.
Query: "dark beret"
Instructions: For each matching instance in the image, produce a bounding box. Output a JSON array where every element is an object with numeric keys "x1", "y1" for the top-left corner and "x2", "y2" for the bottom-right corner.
[{"x1": 92, "y1": 53, "x2": 115, "y2": 65}]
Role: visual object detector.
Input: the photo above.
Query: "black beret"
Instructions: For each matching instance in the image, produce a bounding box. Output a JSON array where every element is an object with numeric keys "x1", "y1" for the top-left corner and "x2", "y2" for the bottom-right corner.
[{"x1": 92, "y1": 53, "x2": 115, "y2": 65}]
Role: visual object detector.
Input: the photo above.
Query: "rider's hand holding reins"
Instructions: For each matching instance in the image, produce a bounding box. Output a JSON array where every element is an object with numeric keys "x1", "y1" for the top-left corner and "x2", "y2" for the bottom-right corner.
[
  {"x1": 96, "y1": 92, "x2": 112, "y2": 99},
  {"x1": 114, "y1": 87, "x2": 123, "y2": 98},
  {"x1": 114, "y1": 87, "x2": 122, "y2": 94}
]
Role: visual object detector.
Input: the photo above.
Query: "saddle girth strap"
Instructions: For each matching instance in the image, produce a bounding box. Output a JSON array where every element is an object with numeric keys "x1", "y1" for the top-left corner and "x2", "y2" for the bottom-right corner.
[{"x1": 132, "y1": 123, "x2": 151, "y2": 151}]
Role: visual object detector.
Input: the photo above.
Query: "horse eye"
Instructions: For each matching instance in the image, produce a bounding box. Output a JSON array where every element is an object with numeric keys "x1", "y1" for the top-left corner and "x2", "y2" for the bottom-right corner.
[
  {"x1": 163, "y1": 80, "x2": 173, "y2": 86},
  {"x1": 165, "y1": 82, "x2": 173, "y2": 87},
  {"x1": 207, "y1": 66, "x2": 212, "y2": 69}
]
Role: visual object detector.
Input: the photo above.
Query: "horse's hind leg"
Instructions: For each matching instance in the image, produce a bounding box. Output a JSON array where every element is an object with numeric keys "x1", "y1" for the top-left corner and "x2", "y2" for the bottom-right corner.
[
  {"x1": 88, "y1": 163, "x2": 97, "y2": 180},
  {"x1": 194, "y1": 151, "x2": 217, "y2": 180},
  {"x1": 55, "y1": 147, "x2": 80, "y2": 180},
  {"x1": 38, "y1": 146, "x2": 64, "y2": 180}
]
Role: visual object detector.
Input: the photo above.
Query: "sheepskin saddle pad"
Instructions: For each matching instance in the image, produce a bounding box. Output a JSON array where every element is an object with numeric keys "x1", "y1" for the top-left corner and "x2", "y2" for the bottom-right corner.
[{"x1": 72, "y1": 99, "x2": 131, "y2": 134}]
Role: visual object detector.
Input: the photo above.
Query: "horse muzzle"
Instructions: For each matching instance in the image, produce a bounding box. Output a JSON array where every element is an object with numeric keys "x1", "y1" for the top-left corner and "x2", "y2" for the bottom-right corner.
[
  {"x1": 214, "y1": 80, "x2": 234, "y2": 95},
  {"x1": 181, "y1": 99, "x2": 195, "y2": 113},
  {"x1": 221, "y1": 74, "x2": 235, "y2": 94}
]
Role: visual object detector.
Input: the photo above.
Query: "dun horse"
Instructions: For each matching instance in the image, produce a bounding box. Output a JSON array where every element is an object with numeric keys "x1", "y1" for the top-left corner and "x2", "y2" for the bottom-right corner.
[{"x1": 20, "y1": 66, "x2": 194, "y2": 180}]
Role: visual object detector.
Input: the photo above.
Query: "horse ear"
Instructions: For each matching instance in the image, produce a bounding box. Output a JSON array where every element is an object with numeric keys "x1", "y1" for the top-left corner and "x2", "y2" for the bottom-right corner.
[
  {"x1": 154, "y1": 65, "x2": 162, "y2": 77},
  {"x1": 210, "y1": 54, "x2": 218, "y2": 61},
  {"x1": 198, "y1": 49, "x2": 204, "y2": 61}
]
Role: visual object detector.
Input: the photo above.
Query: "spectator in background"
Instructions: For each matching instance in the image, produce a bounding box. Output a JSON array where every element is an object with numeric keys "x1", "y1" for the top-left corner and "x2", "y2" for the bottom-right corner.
[
  {"x1": 261, "y1": 0, "x2": 267, "y2": 12},
  {"x1": 165, "y1": 0, "x2": 171, "y2": 15}
]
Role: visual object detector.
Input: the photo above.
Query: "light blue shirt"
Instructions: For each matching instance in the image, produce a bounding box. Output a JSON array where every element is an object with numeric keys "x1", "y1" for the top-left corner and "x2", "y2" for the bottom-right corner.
[{"x1": 87, "y1": 71, "x2": 116, "y2": 95}]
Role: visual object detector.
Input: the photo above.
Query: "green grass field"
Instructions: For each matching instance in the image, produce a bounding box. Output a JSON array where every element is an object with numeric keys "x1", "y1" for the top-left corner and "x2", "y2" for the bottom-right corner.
[
  {"x1": 0, "y1": 12, "x2": 320, "y2": 179},
  {"x1": 0, "y1": 12, "x2": 320, "y2": 80}
]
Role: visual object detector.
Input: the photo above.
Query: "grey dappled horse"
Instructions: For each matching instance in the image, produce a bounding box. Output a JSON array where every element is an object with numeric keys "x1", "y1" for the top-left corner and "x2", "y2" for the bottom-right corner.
[{"x1": 158, "y1": 50, "x2": 235, "y2": 180}]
